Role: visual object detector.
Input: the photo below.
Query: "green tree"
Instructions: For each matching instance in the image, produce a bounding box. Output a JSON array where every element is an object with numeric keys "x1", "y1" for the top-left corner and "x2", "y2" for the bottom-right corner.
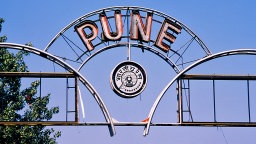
[{"x1": 0, "y1": 18, "x2": 61, "y2": 143}]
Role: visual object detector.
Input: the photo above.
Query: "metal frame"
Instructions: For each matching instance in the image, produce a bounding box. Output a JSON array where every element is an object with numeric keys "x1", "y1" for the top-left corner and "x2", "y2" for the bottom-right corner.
[
  {"x1": 1, "y1": 6, "x2": 256, "y2": 137},
  {"x1": 42, "y1": 7, "x2": 214, "y2": 137},
  {"x1": 1, "y1": 39, "x2": 256, "y2": 137},
  {"x1": 0, "y1": 72, "x2": 75, "y2": 78},
  {"x1": 0, "y1": 43, "x2": 115, "y2": 136},
  {"x1": 41, "y1": 6, "x2": 213, "y2": 136},
  {"x1": 144, "y1": 49, "x2": 256, "y2": 135},
  {"x1": 180, "y1": 74, "x2": 255, "y2": 123}
]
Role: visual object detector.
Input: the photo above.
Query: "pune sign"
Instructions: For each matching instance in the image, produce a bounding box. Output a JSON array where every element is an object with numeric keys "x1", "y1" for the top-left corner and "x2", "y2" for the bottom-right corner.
[
  {"x1": 42, "y1": 6, "x2": 216, "y2": 136},
  {"x1": 72, "y1": 8, "x2": 186, "y2": 98},
  {"x1": 75, "y1": 10, "x2": 182, "y2": 53}
]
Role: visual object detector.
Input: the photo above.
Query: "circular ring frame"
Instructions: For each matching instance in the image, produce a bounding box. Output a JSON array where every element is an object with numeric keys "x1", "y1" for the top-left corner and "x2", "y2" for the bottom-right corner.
[{"x1": 110, "y1": 61, "x2": 147, "y2": 98}]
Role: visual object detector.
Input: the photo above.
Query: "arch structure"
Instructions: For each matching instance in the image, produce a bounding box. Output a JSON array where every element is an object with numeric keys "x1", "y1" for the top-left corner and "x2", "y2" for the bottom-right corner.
[
  {"x1": 44, "y1": 6, "x2": 211, "y2": 71},
  {"x1": 144, "y1": 49, "x2": 256, "y2": 135},
  {"x1": 0, "y1": 43, "x2": 115, "y2": 136},
  {"x1": 1, "y1": 6, "x2": 256, "y2": 137}
]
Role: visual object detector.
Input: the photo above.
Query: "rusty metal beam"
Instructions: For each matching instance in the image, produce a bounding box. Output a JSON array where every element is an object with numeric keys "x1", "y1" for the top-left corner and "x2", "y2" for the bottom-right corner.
[
  {"x1": 177, "y1": 122, "x2": 256, "y2": 127},
  {"x1": 0, "y1": 72, "x2": 76, "y2": 78},
  {"x1": 181, "y1": 74, "x2": 256, "y2": 80},
  {"x1": 0, "y1": 121, "x2": 78, "y2": 126},
  {"x1": 1, "y1": 121, "x2": 256, "y2": 127}
]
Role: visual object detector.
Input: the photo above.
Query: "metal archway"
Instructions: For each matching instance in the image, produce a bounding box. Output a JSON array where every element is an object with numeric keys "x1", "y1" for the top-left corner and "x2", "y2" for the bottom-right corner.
[
  {"x1": 0, "y1": 43, "x2": 115, "y2": 136},
  {"x1": 144, "y1": 49, "x2": 256, "y2": 135},
  {"x1": 4, "y1": 6, "x2": 256, "y2": 137},
  {"x1": 43, "y1": 6, "x2": 212, "y2": 72},
  {"x1": 41, "y1": 6, "x2": 214, "y2": 136}
]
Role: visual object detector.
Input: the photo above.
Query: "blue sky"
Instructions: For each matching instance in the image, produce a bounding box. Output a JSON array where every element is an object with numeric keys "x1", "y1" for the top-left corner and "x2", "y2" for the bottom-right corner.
[{"x1": 2, "y1": 0, "x2": 256, "y2": 144}]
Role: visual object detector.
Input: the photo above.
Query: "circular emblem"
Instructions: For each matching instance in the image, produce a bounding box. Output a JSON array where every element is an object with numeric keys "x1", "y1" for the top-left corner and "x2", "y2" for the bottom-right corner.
[{"x1": 110, "y1": 61, "x2": 147, "y2": 98}]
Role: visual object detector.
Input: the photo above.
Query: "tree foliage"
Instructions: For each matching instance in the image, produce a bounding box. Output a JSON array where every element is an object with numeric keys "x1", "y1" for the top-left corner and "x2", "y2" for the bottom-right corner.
[{"x1": 0, "y1": 18, "x2": 61, "y2": 143}]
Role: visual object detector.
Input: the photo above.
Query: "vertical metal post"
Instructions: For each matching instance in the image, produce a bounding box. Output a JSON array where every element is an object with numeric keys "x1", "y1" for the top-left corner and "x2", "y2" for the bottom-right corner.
[
  {"x1": 247, "y1": 80, "x2": 251, "y2": 122},
  {"x1": 66, "y1": 78, "x2": 68, "y2": 121},
  {"x1": 177, "y1": 78, "x2": 183, "y2": 123},
  {"x1": 75, "y1": 77, "x2": 79, "y2": 122},
  {"x1": 39, "y1": 76, "x2": 42, "y2": 98},
  {"x1": 127, "y1": 10, "x2": 131, "y2": 61},
  {"x1": 127, "y1": 43, "x2": 131, "y2": 61},
  {"x1": 213, "y1": 80, "x2": 217, "y2": 122},
  {"x1": 39, "y1": 76, "x2": 42, "y2": 121},
  {"x1": 187, "y1": 79, "x2": 193, "y2": 121}
]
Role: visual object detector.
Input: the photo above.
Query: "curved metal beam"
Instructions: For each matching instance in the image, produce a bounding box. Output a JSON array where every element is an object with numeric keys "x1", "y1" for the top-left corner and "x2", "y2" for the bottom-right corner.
[
  {"x1": 77, "y1": 42, "x2": 180, "y2": 73},
  {"x1": 0, "y1": 43, "x2": 116, "y2": 136},
  {"x1": 144, "y1": 49, "x2": 256, "y2": 136}
]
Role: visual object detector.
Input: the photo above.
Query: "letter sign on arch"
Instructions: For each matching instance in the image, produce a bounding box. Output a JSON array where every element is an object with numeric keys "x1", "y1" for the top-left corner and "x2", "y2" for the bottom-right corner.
[
  {"x1": 43, "y1": 6, "x2": 212, "y2": 136},
  {"x1": 1, "y1": 6, "x2": 256, "y2": 137}
]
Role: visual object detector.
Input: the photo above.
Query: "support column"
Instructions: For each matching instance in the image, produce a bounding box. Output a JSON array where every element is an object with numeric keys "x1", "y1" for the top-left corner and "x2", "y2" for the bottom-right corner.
[{"x1": 177, "y1": 79, "x2": 183, "y2": 123}]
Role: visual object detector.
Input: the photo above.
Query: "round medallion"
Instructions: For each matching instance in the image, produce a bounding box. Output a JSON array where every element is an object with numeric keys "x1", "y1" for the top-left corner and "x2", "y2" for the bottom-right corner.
[{"x1": 110, "y1": 61, "x2": 147, "y2": 98}]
